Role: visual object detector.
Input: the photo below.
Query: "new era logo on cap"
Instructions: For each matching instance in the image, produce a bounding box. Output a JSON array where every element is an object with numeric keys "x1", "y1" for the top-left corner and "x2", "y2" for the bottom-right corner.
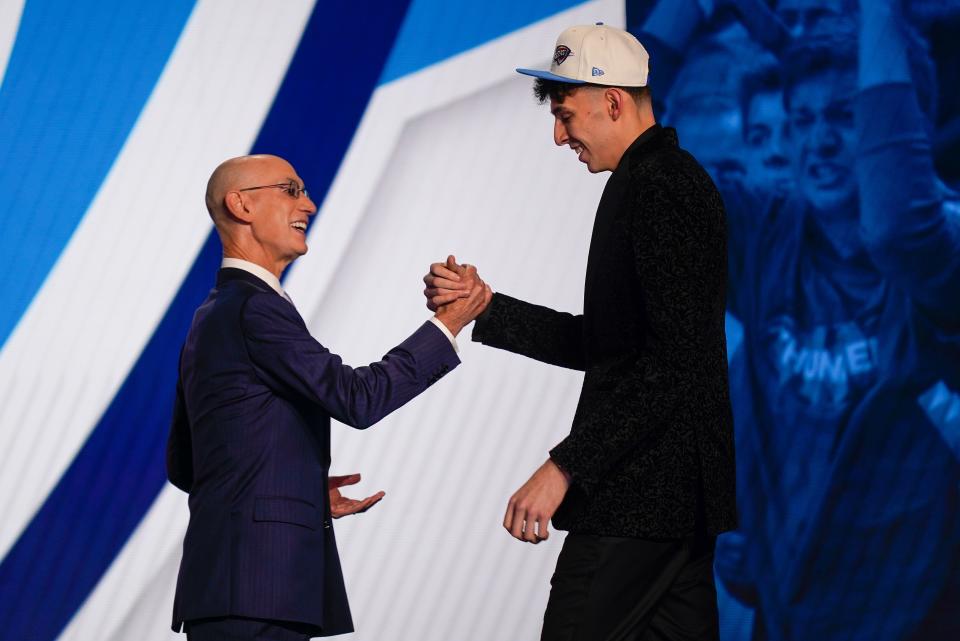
[{"x1": 516, "y1": 22, "x2": 649, "y2": 88}]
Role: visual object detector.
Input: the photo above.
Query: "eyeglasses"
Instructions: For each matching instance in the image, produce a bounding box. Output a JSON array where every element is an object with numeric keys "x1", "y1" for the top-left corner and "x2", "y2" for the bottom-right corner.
[{"x1": 238, "y1": 180, "x2": 309, "y2": 199}]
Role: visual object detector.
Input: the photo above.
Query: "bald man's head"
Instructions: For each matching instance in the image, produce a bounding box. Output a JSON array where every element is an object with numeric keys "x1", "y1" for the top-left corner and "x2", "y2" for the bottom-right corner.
[
  {"x1": 205, "y1": 154, "x2": 317, "y2": 277},
  {"x1": 205, "y1": 154, "x2": 292, "y2": 225}
]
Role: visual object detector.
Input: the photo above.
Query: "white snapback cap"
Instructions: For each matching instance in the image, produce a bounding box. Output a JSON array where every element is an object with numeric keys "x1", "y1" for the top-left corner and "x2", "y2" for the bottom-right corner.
[{"x1": 517, "y1": 22, "x2": 649, "y2": 87}]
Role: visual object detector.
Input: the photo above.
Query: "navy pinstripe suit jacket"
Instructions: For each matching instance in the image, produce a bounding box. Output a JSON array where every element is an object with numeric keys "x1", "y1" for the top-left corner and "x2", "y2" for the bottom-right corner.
[{"x1": 167, "y1": 268, "x2": 459, "y2": 636}]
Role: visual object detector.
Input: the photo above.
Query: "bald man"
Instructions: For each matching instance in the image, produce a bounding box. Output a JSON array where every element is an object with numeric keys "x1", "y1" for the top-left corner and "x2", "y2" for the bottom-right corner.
[{"x1": 167, "y1": 155, "x2": 490, "y2": 640}]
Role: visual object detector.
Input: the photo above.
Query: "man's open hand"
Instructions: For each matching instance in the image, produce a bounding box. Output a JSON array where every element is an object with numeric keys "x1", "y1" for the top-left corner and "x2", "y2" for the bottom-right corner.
[
  {"x1": 329, "y1": 473, "x2": 384, "y2": 518},
  {"x1": 503, "y1": 459, "x2": 571, "y2": 544}
]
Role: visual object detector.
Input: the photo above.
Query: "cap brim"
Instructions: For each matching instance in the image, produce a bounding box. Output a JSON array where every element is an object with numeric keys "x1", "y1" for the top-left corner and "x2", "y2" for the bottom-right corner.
[{"x1": 515, "y1": 68, "x2": 587, "y2": 84}]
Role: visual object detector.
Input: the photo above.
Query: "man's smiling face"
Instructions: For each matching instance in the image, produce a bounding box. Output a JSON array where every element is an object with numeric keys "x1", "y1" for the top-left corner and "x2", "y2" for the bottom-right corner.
[
  {"x1": 243, "y1": 157, "x2": 317, "y2": 266},
  {"x1": 551, "y1": 88, "x2": 619, "y2": 173}
]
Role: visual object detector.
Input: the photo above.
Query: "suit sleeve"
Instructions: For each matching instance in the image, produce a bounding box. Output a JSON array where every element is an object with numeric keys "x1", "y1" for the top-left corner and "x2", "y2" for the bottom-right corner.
[
  {"x1": 166, "y1": 351, "x2": 193, "y2": 493},
  {"x1": 241, "y1": 292, "x2": 460, "y2": 429},
  {"x1": 550, "y1": 173, "x2": 727, "y2": 496},
  {"x1": 471, "y1": 293, "x2": 586, "y2": 371}
]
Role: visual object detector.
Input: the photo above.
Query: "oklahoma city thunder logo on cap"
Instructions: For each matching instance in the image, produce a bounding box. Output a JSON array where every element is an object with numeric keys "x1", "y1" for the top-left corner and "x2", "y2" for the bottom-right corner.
[{"x1": 517, "y1": 24, "x2": 650, "y2": 88}]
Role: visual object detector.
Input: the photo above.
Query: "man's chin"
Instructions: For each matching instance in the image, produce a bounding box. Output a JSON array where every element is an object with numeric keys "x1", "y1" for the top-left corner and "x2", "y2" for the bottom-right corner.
[
  {"x1": 282, "y1": 246, "x2": 308, "y2": 265},
  {"x1": 585, "y1": 163, "x2": 608, "y2": 174},
  {"x1": 805, "y1": 189, "x2": 854, "y2": 209}
]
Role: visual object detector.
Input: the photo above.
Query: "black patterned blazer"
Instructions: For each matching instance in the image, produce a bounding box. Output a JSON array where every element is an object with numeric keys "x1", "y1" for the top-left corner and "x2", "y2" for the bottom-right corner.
[{"x1": 473, "y1": 124, "x2": 736, "y2": 538}]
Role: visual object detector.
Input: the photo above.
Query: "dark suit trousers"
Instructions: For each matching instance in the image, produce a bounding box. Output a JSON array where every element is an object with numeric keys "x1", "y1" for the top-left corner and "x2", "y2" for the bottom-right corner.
[
  {"x1": 541, "y1": 533, "x2": 719, "y2": 641},
  {"x1": 185, "y1": 616, "x2": 317, "y2": 641}
]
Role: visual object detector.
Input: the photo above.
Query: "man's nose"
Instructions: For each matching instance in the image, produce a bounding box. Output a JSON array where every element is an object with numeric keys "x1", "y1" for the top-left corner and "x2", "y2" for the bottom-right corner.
[
  {"x1": 302, "y1": 195, "x2": 318, "y2": 215},
  {"x1": 770, "y1": 126, "x2": 791, "y2": 160},
  {"x1": 811, "y1": 120, "x2": 840, "y2": 155},
  {"x1": 554, "y1": 119, "x2": 568, "y2": 146}
]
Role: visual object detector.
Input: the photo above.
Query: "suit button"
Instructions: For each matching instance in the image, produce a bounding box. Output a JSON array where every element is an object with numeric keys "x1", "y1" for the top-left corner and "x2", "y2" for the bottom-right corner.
[{"x1": 323, "y1": 519, "x2": 331, "y2": 529}]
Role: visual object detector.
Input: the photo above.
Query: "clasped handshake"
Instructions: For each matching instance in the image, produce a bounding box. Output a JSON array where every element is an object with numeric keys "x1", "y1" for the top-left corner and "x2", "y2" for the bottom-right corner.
[{"x1": 422, "y1": 255, "x2": 493, "y2": 336}]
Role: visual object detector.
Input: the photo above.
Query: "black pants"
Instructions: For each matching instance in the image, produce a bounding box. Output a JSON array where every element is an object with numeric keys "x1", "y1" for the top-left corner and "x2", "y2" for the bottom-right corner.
[
  {"x1": 185, "y1": 616, "x2": 317, "y2": 641},
  {"x1": 541, "y1": 533, "x2": 719, "y2": 641}
]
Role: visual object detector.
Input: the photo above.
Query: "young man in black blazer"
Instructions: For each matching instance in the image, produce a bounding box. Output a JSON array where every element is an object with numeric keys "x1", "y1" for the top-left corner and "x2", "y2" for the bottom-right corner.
[{"x1": 425, "y1": 23, "x2": 736, "y2": 641}]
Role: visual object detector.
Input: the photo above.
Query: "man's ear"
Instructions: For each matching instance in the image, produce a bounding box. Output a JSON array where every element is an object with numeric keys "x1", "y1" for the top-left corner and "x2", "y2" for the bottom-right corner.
[
  {"x1": 605, "y1": 88, "x2": 624, "y2": 121},
  {"x1": 224, "y1": 191, "x2": 254, "y2": 223}
]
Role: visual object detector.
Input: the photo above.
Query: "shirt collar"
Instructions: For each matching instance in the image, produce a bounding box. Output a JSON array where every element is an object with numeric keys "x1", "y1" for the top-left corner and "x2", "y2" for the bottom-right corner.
[{"x1": 221, "y1": 257, "x2": 285, "y2": 298}]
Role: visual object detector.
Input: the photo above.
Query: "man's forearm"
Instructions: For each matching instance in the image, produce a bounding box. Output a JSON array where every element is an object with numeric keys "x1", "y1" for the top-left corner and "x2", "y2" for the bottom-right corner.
[
  {"x1": 855, "y1": 3, "x2": 960, "y2": 318},
  {"x1": 472, "y1": 293, "x2": 586, "y2": 371},
  {"x1": 858, "y1": 1, "x2": 911, "y2": 90}
]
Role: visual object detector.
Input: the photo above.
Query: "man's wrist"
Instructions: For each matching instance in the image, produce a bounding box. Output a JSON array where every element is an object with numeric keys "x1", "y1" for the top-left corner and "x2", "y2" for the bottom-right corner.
[
  {"x1": 429, "y1": 316, "x2": 461, "y2": 351},
  {"x1": 549, "y1": 457, "x2": 572, "y2": 486},
  {"x1": 434, "y1": 315, "x2": 463, "y2": 336},
  {"x1": 475, "y1": 300, "x2": 493, "y2": 325}
]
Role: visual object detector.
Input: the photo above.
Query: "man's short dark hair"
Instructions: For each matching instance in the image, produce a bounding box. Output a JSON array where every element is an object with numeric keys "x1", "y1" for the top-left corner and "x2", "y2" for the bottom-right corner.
[
  {"x1": 533, "y1": 77, "x2": 651, "y2": 105},
  {"x1": 782, "y1": 38, "x2": 855, "y2": 108}
]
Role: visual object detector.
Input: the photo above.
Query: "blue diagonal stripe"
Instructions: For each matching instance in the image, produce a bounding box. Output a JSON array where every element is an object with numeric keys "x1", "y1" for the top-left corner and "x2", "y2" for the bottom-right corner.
[
  {"x1": 0, "y1": 1, "x2": 412, "y2": 638},
  {"x1": 379, "y1": 0, "x2": 585, "y2": 84},
  {"x1": 0, "y1": 0, "x2": 197, "y2": 351}
]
